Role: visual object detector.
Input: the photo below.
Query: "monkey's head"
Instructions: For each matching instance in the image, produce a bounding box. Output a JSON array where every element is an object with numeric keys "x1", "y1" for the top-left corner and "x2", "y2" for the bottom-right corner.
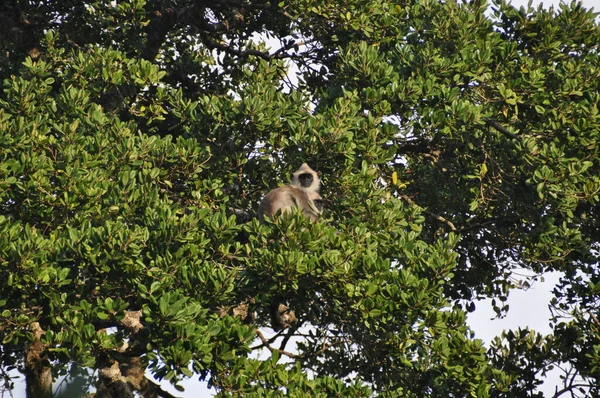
[
  {"x1": 291, "y1": 163, "x2": 320, "y2": 192},
  {"x1": 311, "y1": 194, "x2": 323, "y2": 213}
]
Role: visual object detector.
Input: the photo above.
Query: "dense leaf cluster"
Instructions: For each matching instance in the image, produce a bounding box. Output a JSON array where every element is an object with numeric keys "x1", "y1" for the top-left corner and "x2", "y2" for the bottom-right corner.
[{"x1": 0, "y1": 0, "x2": 599, "y2": 397}]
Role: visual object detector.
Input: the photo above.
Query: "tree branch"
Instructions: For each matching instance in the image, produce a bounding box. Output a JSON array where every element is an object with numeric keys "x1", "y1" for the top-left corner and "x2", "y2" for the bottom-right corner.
[
  {"x1": 200, "y1": 34, "x2": 285, "y2": 61},
  {"x1": 24, "y1": 323, "x2": 52, "y2": 398},
  {"x1": 139, "y1": 2, "x2": 294, "y2": 62},
  {"x1": 484, "y1": 118, "x2": 520, "y2": 140},
  {"x1": 141, "y1": 8, "x2": 177, "y2": 61},
  {"x1": 400, "y1": 194, "x2": 457, "y2": 232},
  {"x1": 589, "y1": 311, "x2": 600, "y2": 332},
  {"x1": 91, "y1": 310, "x2": 144, "y2": 334},
  {"x1": 254, "y1": 328, "x2": 333, "y2": 360},
  {"x1": 255, "y1": 329, "x2": 302, "y2": 358},
  {"x1": 553, "y1": 383, "x2": 592, "y2": 398}
]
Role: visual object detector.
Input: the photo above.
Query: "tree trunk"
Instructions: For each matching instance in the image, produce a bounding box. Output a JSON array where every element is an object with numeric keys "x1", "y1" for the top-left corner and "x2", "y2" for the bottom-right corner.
[{"x1": 24, "y1": 323, "x2": 52, "y2": 398}]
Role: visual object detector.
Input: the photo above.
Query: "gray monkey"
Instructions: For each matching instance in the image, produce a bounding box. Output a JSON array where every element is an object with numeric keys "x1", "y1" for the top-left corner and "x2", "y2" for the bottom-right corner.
[{"x1": 258, "y1": 163, "x2": 322, "y2": 222}]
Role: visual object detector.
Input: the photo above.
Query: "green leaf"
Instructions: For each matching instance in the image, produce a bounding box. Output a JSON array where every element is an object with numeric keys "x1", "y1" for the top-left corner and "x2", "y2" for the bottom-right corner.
[
  {"x1": 96, "y1": 312, "x2": 109, "y2": 320},
  {"x1": 369, "y1": 309, "x2": 382, "y2": 317},
  {"x1": 207, "y1": 325, "x2": 221, "y2": 336}
]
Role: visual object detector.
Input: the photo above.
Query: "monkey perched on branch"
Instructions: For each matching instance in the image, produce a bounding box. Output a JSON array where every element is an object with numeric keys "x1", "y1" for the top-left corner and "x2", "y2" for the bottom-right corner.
[
  {"x1": 258, "y1": 163, "x2": 323, "y2": 331},
  {"x1": 258, "y1": 163, "x2": 323, "y2": 222},
  {"x1": 270, "y1": 303, "x2": 297, "y2": 331}
]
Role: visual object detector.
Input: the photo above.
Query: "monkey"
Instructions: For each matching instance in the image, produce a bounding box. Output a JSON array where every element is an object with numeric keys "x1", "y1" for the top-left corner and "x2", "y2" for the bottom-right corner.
[
  {"x1": 307, "y1": 190, "x2": 323, "y2": 219},
  {"x1": 289, "y1": 189, "x2": 323, "y2": 222},
  {"x1": 258, "y1": 163, "x2": 322, "y2": 222},
  {"x1": 257, "y1": 164, "x2": 322, "y2": 331},
  {"x1": 270, "y1": 303, "x2": 298, "y2": 331}
]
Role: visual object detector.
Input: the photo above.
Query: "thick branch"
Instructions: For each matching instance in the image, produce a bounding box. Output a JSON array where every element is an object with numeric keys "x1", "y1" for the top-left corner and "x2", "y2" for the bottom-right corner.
[
  {"x1": 141, "y1": 8, "x2": 177, "y2": 61},
  {"x1": 484, "y1": 118, "x2": 520, "y2": 140},
  {"x1": 0, "y1": 2, "x2": 43, "y2": 59},
  {"x1": 96, "y1": 361, "x2": 135, "y2": 398},
  {"x1": 122, "y1": 357, "x2": 178, "y2": 398},
  {"x1": 120, "y1": 310, "x2": 143, "y2": 333},
  {"x1": 24, "y1": 323, "x2": 52, "y2": 398},
  {"x1": 91, "y1": 310, "x2": 144, "y2": 334}
]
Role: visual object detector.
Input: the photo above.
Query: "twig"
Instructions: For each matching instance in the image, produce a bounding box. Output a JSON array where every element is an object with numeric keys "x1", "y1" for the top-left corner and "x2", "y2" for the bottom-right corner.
[
  {"x1": 255, "y1": 329, "x2": 301, "y2": 358},
  {"x1": 553, "y1": 383, "x2": 590, "y2": 398},
  {"x1": 201, "y1": 35, "x2": 285, "y2": 60},
  {"x1": 589, "y1": 311, "x2": 600, "y2": 330},
  {"x1": 400, "y1": 194, "x2": 457, "y2": 232}
]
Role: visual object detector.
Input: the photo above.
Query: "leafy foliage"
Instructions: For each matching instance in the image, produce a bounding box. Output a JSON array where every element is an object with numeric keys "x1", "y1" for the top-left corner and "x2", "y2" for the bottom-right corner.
[{"x1": 0, "y1": 0, "x2": 599, "y2": 397}]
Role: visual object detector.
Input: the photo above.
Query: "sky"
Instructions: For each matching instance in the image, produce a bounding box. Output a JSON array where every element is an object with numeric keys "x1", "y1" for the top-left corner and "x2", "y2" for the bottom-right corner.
[{"x1": 8, "y1": 0, "x2": 600, "y2": 397}]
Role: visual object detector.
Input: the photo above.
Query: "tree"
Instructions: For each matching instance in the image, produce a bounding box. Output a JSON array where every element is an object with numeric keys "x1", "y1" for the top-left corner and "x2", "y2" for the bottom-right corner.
[{"x1": 0, "y1": 0, "x2": 599, "y2": 396}]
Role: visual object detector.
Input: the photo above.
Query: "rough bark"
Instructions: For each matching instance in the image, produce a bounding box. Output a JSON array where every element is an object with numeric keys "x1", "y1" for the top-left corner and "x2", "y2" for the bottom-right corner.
[{"x1": 24, "y1": 322, "x2": 52, "y2": 398}]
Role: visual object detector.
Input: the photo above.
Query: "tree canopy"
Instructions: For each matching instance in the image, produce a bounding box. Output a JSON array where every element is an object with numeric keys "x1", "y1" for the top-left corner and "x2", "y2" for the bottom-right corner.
[{"x1": 1, "y1": 0, "x2": 599, "y2": 397}]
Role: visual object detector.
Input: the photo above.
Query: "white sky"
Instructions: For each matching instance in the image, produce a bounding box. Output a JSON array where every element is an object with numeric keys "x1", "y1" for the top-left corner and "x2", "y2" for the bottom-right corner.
[{"x1": 8, "y1": 1, "x2": 599, "y2": 397}]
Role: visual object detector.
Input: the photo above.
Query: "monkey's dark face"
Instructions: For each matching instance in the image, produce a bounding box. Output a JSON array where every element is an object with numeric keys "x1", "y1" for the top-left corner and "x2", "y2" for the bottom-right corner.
[
  {"x1": 298, "y1": 172, "x2": 314, "y2": 188},
  {"x1": 290, "y1": 163, "x2": 320, "y2": 192},
  {"x1": 312, "y1": 198, "x2": 323, "y2": 212}
]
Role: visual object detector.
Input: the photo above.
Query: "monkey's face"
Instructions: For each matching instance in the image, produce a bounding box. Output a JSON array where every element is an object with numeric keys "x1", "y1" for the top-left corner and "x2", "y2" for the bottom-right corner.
[
  {"x1": 297, "y1": 172, "x2": 314, "y2": 188},
  {"x1": 312, "y1": 198, "x2": 323, "y2": 212},
  {"x1": 291, "y1": 163, "x2": 320, "y2": 191}
]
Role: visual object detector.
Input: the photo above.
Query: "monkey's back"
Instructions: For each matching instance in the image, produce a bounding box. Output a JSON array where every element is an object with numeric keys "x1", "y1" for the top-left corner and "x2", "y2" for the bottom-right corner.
[{"x1": 258, "y1": 185, "x2": 312, "y2": 222}]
